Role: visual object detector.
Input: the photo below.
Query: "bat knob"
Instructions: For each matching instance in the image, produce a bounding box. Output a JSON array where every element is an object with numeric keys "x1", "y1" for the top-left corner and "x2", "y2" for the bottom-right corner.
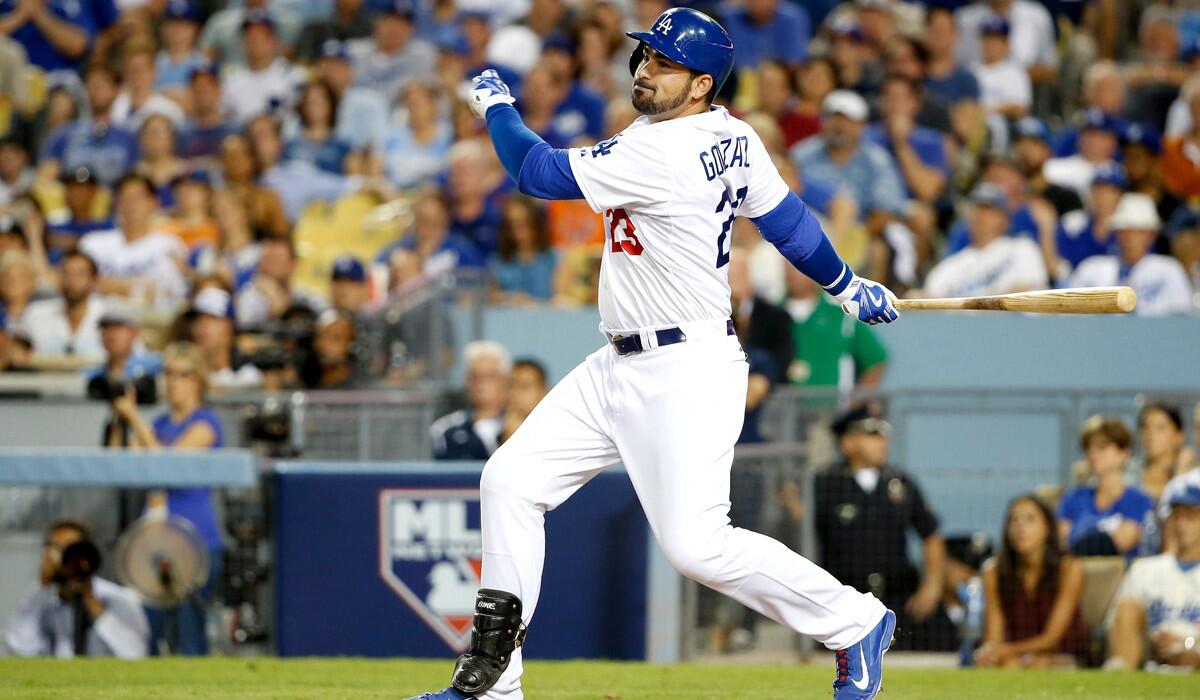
[{"x1": 1116, "y1": 286, "x2": 1137, "y2": 313}]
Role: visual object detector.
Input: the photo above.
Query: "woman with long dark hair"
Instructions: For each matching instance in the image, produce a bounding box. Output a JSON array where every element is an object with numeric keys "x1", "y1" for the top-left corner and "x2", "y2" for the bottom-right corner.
[
  {"x1": 1137, "y1": 402, "x2": 1193, "y2": 501},
  {"x1": 488, "y1": 195, "x2": 559, "y2": 304},
  {"x1": 284, "y1": 81, "x2": 353, "y2": 175},
  {"x1": 976, "y1": 494, "x2": 1088, "y2": 668}
]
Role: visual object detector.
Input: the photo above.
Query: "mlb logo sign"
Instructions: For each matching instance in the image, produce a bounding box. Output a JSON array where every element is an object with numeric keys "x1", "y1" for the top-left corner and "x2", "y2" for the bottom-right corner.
[{"x1": 379, "y1": 489, "x2": 483, "y2": 651}]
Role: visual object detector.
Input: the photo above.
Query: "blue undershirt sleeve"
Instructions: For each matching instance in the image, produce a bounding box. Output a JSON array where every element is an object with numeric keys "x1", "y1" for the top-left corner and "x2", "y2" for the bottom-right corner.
[
  {"x1": 750, "y1": 191, "x2": 853, "y2": 296},
  {"x1": 485, "y1": 103, "x2": 583, "y2": 200}
]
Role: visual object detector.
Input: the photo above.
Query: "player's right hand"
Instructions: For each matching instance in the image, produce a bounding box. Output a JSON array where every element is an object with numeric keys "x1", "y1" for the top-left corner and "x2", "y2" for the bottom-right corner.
[
  {"x1": 468, "y1": 70, "x2": 516, "y2": 119},
  {"x1": 834, "y1": 275, "x2": 899, "y2": 325}
]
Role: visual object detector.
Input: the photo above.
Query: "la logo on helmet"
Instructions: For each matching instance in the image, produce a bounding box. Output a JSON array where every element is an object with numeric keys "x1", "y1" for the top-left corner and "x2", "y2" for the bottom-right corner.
[{"x1": 655, "y1": 17, "x2": 672, "y2": 33}]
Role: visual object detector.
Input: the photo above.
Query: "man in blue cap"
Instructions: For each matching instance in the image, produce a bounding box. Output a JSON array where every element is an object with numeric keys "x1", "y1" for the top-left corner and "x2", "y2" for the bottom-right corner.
[
  {"x1": 296, "y1": 0, "x2": 372, "y2": 62},
  {"x1": 1012, "y1": 116, "x2": 1083, "y2": 217},
  {"x1": 408, "y1": 7, "x2": 900, "y2": 700},
  {"x1": 349, "y1": 0, "x2": 436, "y2": 105},
  {"x1": 198, "y1": 0, "x2": 300, "y2": 67},
  {"x1": 1107, "y1": 471, "x2": 1200, "y2": 671},
  {"x1": 1121, "y1": 122, "x2": 1181, "y2": 227},
  {"x1": 222, "y1": 10, "x2": 307, "y2": 124},
  {"x1": 1045, "y1": 108, "x2": 1125, "y2": 197}
]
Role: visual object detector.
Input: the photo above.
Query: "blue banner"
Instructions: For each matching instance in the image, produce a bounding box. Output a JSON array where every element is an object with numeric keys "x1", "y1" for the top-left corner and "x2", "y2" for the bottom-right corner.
[{"x1": 274, "y1": 463, "x2": 650, "y2": 659}]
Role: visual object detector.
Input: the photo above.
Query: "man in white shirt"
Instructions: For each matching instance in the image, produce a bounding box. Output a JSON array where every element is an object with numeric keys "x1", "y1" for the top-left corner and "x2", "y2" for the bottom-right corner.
[
  {"x1": 923, "y1": 184, "x2": 1048, "y2": 297},
  {"x1": 971, "y1": 17, "x2": 1030, "y2": 118},
  {"x1": 1069, "y1": 193, "x2": 1194, "y2": 316},
  {"x1": 4, "y1": 520, "x2": 149, "y2": 659},
  {"x1": 220, "y1": 11, "x2": 307, "y2": 125},
  {"x1": 198, "y1": 0, "x2": 302, "y2": 67},
  {"x1": 956, "y1": 0, "x2": 1057, "y2": 75},
  {"x1": 1107, "y1": 475, "x2": 1200, "y2": 671},
  {"x1": 80, "y1": 174, "x2": 187, "y2": 312},
  {"x1": 348, "y1": 0, "x2": 437, "y2": 105},
  {"x1": 110, "y1": 44, "x2": 186, "y2": 130},
  {"x1": 20, "y1": 249, "x2": 105, "y2": 359}
]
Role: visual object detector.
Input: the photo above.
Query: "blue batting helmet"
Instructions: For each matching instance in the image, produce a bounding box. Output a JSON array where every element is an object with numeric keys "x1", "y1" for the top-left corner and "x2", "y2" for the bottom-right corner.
[{"x1": 627, "y1": 8, "x2": 735, "y2": 95}]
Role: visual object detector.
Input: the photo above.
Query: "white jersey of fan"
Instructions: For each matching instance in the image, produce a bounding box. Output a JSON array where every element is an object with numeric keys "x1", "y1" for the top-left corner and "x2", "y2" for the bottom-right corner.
[{"x1": 567, "y1": 106, "x2": 788, "y2": 331}]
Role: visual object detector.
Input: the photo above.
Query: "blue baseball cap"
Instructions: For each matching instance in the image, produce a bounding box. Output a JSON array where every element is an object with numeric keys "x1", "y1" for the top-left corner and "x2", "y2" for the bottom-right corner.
[
  {"x1": 435, "y1": 31, "x2": 470, "y2": 56},
  {"x1": 1014, "y1": 116, "x2": 1051, "y2": 143},
  {"x1": 969, "y1": 183, "x2": 1009, "y2": 209},
  {"x1": 319, "y1": 39, "x2": 351, "y2": 62},
  {"x1": 1168, "y1": 483, "x2": 1200, "y2": 509},
  {"x1": 189, "y1": 60, "x2": 219, "y2": 81},
  {"x1": 1090, "y1": 161, "x2": 1128, "y2": 190},
  {"x1": 1080, "y1": 108, "x2": 1122, "y2": 136},
  {"x1": 331, "y1": 255, "x2": 367, "y2": 282},
  {"x1": 379, "y1": 0, "x2": 417, "y2": 18},
  {"x1": 1166, "y1": 205, "x2": 1200, "y2": 238},
  {"x1": 1120, "y1": 122, "x2": 1162, "y2": 154},
  {"x1": 980, "y1": 16, "x2": 1010, "y2": 36},
  {"x1": 242, "y1": 8, "x2": 277, "y2": 32},
  {"x1": 164, "y1": 0, "x2": 200, "y2": 22}
]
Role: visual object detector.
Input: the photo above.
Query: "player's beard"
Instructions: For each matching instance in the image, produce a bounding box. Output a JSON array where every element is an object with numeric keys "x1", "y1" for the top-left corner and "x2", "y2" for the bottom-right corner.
[{"x1": 631, "y1": 76, "x2": 693, "y2": 116}]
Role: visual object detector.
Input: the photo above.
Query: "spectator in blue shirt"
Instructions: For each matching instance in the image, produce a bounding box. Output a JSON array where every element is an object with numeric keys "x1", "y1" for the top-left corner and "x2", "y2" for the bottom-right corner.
[
  {"x1": 284, "y1": 81, "x2": 353, "y2": 175},
  {"x1": 445, "y1": 139, "x2": 503, "y2": 257},
  {"x1": 86, "y1": 303, "x2": 160, "y2": 406},
  {"x1": 378, "y1": 80, "x2": 453, "y2": 189},
  {"x1": 178, "y1": 63, "x2": 234, "y2": 162},
  {"x1": 922, "y1": 5, "x2": 981, "y2": 107},
  {"x1": 791, "y1": 90, "x2": 907, "y2": 239},
  {"x1": 315, "y1": 39, "x2": 390, "y2": 153},
  {"x1": 539, "y1": 35, "x2": 606, "y2": 142},
  {"x1": 110, "y1": 341, "x2": 224, "y2": 656},
  {"x1": 0, "y1": 0, "x2": 97, "y2": 74},
  {"x1": 1058, "y1": 416, "x2": 1155, "y2": 560},
  {"x1": 46, "y1": 166, "x2": 111, "y2": 262},
  {"x1": 155, "y1": 1, "x2": 208, "y2": 97},
  {"x1": 377, "y1": 189, "x2": 483, "y2": 272},
  {"x1": 867, "y1": 74, "x2": 949, "y2": 204},
  {"x1": 720, "y1": 0, "x2": 810, "y2": 69},
  {"x1": 943, "y1": 154, "x2": 1040, "y2": 255},
  {"x1": 489, "y1": 195, "x2": 558, "y2": 304},
  {"x1": 517, "y1": 65, "x2": 578, "y2": 149},
  {"x1": 37, "y1": 63, "x2": 138, "y2": 187},
  {"x1": 1050, "y1": 162, "x2": 1125, "y2": 275}
]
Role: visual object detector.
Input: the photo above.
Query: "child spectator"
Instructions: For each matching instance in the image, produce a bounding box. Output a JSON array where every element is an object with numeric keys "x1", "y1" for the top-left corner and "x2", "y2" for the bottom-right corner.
[
  {"x1": 154, "y1": 1, "x2": 208, "y2": 99},
  {"x1": 161, "y1": 171, "x2": 219, "y2": 251},
  {"x1": 971, "y1": 18, "x2": 1030, "y2": 119},
  {"x1": 1058, "y1": 416, "x2": 1155, "y2": 559},
  {"x1": 976, "y1": 495, "x2": 1087, "y2": 668}
]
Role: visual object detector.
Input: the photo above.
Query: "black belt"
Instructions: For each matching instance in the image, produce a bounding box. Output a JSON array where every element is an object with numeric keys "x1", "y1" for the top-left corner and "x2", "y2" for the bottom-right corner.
[{"x1": 608, "y1": 320, "x2": 735, "y2": 356}]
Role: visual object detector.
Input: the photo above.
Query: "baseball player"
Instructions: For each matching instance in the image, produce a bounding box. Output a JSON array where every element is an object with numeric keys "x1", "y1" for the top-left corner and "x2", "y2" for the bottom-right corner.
[{"x1": 407, "y1": 9, "x2": 900, "y2": 700}]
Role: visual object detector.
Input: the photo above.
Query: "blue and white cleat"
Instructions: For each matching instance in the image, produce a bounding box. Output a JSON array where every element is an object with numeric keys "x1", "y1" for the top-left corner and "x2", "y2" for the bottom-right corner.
[
  {"x1": 832, "y1": 610, "x2": 897, "y2": 699},
  {"x1": 403, "y1": 688, "x2": 475, "y2": 700}
]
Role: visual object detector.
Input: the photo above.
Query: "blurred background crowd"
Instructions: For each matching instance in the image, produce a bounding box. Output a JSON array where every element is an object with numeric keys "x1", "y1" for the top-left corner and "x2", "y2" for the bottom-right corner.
[{"x1": 2, "y1": 0, "x2": 1200, "y2": 676}]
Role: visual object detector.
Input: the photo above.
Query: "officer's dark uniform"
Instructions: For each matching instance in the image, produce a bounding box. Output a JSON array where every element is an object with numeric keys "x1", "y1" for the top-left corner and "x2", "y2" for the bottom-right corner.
[{"x1": 814, "y1": 451, "x2": 957, "y2": 650}]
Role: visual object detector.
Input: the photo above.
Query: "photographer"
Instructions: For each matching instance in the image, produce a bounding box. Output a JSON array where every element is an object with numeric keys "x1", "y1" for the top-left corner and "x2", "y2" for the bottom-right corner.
[
  {"x1": 87, "y1": 304, "x2": 160, "y2": 410},
  {"x1": 4, "y1": 520, "x2": 148, "y2": 659},
  {"x1": 108, "y1": 342, "x2": 224, "y2": 655}
]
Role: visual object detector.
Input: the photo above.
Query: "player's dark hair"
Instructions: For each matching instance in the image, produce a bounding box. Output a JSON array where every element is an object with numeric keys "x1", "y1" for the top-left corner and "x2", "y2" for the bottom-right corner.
[
  {"x1": 1079, "y1": 415, "x2": 1133, "y2": 452},
  {"x1": 1139, "y1": 401, "x2": 1184, "y2": 432},
  {"x1": 995, "y1": 494, "x2": 1062, "y2": 614},
  {"x1": 513, "y1": 358, "x2": 548, "y2": 388}
]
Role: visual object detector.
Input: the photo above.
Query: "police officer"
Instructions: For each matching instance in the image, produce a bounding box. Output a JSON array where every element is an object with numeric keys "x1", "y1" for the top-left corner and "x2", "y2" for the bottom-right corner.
[{"x1": 814, "y1": 403, "x2": 956, "y2": 650}]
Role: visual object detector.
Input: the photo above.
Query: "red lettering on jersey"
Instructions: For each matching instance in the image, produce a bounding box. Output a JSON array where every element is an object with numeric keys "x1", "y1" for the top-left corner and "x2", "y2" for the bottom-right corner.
[{"x1": 605, "y1": 208, "x2": 643, "y2": 256}]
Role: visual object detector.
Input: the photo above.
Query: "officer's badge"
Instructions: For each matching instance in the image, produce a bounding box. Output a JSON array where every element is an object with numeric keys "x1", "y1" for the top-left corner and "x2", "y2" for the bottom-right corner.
[
  {"x1": 887, "y1": 478, "x2": 907, "y2": 504},
  {"x1": 837, "y1": 503, "x2": 858, "y2": 524}
]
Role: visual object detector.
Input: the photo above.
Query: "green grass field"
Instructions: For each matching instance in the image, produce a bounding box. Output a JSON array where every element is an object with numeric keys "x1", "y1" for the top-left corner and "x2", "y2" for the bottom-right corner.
[{"x1": 2, "y1": 658, "x2": 1199, "y2": 699}]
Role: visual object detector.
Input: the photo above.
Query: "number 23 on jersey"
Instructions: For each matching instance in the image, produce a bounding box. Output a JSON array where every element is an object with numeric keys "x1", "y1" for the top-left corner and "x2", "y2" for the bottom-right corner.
[{"x1": 605, "y1": 208, "x2": 643, "y2": 256}]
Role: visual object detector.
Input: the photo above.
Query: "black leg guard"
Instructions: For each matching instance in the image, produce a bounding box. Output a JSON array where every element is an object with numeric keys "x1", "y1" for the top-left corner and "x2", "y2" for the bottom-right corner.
[{"x1": 451, "y1": 589, "x2": 527, "y2": 696}]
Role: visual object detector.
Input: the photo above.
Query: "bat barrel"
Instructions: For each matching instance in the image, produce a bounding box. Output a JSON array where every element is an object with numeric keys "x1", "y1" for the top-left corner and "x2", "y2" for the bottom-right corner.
[{"x1": 894, "y1": 287, "x2": 1137, "y2": 314}]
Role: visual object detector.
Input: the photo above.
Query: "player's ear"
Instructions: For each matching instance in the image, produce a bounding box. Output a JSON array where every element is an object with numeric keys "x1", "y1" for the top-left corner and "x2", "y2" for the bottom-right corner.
[{"x1": 692, "y1": 73, "x2": 713, "y2": 103}]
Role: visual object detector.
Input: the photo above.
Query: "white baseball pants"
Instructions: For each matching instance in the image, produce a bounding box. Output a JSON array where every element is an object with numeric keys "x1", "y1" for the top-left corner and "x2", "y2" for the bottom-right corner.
[{"x1": 478, "y1": 323, "x2": 886, "y2": 699}]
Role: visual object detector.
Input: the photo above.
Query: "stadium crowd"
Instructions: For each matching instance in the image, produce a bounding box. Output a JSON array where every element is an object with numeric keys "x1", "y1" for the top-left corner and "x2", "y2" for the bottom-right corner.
[{"x1": 1, "y1": 0, "x2": 1200, "y2": 673}]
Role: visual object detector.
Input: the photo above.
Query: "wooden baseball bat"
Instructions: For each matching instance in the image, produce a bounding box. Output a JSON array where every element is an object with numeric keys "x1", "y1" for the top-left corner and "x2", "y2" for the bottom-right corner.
[{"x1": 893, "y1": 287, "x2": 1137, "y2": 314}]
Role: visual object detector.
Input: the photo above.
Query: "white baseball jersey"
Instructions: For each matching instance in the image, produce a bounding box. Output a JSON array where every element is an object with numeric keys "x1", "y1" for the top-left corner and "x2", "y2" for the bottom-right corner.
[
  {"x1": 923, "y1": 236, "x2": 1048, "y2": 298},
  {"x1": 1068, "y1": 254, "x2": 1194, "y2": 316},
  {"x1": 1112, "y1": 554, "x2": 1200, "y2": 639},
  {"x1": 567, "y1": 106, "x2": 788, "y2": 331}
]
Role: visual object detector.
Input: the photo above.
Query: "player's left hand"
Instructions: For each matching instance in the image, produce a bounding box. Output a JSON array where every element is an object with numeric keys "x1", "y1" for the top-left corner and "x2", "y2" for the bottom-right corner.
[
  {"x1": 468, "y1": 69, "x2": 515, "y2": 119},
  {"x1": 834, "y1": 275, "x2": 899, "y2": 325}
]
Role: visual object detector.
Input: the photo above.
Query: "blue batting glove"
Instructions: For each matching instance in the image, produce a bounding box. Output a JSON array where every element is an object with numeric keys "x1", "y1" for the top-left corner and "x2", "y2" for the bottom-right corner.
[
  {"x1": 834, "y1": 276, "x2": 900, "y2": 325},
  {"x1": 468, "y1": 69, "x2": 515, "y2": 119}
]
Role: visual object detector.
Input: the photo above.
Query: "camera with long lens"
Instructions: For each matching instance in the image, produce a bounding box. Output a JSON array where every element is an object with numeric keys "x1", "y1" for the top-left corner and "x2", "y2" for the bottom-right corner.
[{"x1": 52, "y1": 540, "x2": 101, "y2": 588}]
